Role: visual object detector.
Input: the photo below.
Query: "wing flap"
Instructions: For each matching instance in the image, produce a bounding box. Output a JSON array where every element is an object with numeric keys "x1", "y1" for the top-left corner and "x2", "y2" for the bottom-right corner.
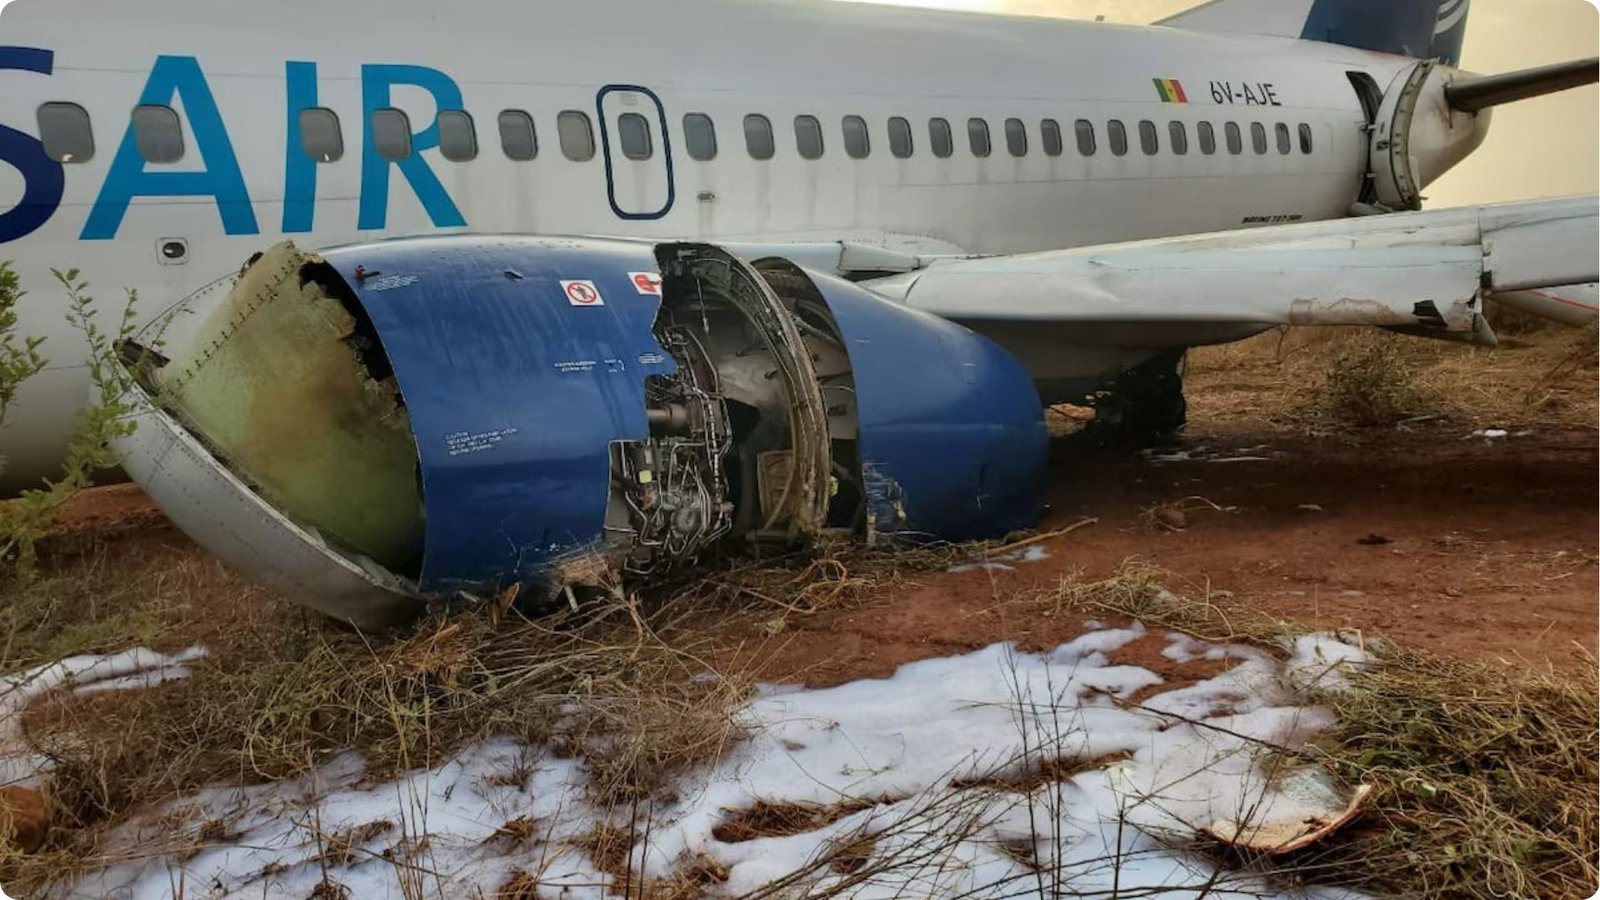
[{"x1": 867, "y1": 195, "x2": 1597, "y2": 346}]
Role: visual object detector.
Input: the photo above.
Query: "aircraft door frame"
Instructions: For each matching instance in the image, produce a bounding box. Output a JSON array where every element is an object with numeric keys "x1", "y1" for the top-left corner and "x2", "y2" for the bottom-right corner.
[{"x1": 596, "y1": 84, "x2": 676, "y2": 220}]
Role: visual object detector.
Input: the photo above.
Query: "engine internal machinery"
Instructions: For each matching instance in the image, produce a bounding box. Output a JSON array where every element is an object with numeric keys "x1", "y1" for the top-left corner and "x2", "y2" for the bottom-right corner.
[{"x1": 605, "y1": 247, "x2": 865, "y2": 579}]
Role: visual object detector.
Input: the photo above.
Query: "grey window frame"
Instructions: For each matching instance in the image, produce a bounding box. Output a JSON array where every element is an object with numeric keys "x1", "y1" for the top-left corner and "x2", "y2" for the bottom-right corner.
[
  {"x1": 37, "y1": 102, "x2": 94, "y2": 163},
  {"x1": 1107, "y1": 119, "x2": 1128, "y2": 156},
  {"x1": 370, "y1": 107, "x2": 412, "y2": 162},
  {"x1": 558, "y1": 110, "x2": 596, "y2": 161},
  {"x1": 437, "y1": 109, "x2": 478, "y2": 162},
  {"x1": 1197, "y1": 121, "x2": 1216, "y2": 155},
  {"x1": 1004, "y1": 117, "x2": 1027, "y2": 157},
  {"x1": 1250, "y1": 121, "x2": 1268, "y2": 155},
  {"x1": 744, "y1": 114, "x2": 775, "y2": 160},
  {"x1": 498, "y1": 109, "x2": 538, "y2": 161},
  {"x1": 967, "y1": 117, "x2": 991, "y2": 157},
  {"x1": 617, "y1": 111, "x2": 653, "y2": 161},
  {"x1": 929, "y1": 117, "x2": 954, "y2": 158},
  {"x1": 132, "y1": 104, "x2": 184, "y2": 164},
  {"x1": 794, "y1": 114, "x2": 824, "y2": 160},
  {"x1": 1225, "y1": 121, "x2": 1243, "y2": 155},
  {"x1": 1074, "y1": 119, "x2": 1096, "y2": 156},
  {"x1": 298, "y1": 108, "x2": 344, "y2": 163},
  {"x1": 842, "y1": 115, "x2": 870, "y2": 159},
  {"x1": 683, "y1": 113, "x2": 717, "y2": 161},
  {"x1": 1275, "y1": 122, "x2": 1291, "y2": 155},
  {"x1": 1298, "y1": 122, "x2": 1314, "y2": 154},
  {"x1": 1138, "y1": 119, "x2": 1158, "y2": 155},
  {"x1": 1040, "y1": 118, "x2": 1062, "y2": 157},
  {"x1": 888, "y1": 116, "x2": 913, "y2": 158},
  {"x1": 1168, "y1": 121, "x2": 1188, "y2": 155}
]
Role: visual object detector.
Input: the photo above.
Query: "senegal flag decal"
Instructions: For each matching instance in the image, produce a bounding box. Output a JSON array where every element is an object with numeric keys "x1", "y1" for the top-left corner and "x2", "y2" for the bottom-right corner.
[{"x1": 1153, "y1": 78, "x2": 1189, "y2": 103}]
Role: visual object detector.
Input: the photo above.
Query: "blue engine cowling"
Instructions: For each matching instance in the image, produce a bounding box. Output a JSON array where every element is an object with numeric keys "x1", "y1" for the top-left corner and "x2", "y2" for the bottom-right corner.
[{"x1": 118, "y1": 235, "x2": 1047, "y2": 626}]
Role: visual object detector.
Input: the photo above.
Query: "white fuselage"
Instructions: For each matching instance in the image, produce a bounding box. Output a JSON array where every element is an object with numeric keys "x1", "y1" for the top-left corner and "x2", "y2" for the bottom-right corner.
[{"x1": 0, "y1": 0, "x2": 1465, "y2": 487}]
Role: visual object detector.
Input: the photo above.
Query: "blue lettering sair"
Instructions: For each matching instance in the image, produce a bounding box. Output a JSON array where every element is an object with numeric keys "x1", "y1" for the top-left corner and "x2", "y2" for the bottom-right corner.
[
  {"x1": 282, "y1": 61, "x2": 320, "y2": 234},
  {"x1": 0, "y1": 47, "x2": 64, "y2": 245},
  {"x1": 82, "y1": 55, "x2": 259, "y2": 240},
  {"x1": 358, "y1": 64, "x2": 467, "y2": 231}
]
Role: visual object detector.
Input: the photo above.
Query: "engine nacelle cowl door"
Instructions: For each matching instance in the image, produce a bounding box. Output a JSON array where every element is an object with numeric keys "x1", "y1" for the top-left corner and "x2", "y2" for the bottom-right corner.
[
  {"x1": 1370, "y1": 60, "x2": 1433, "y2": 212},
  {"x1": 1369, "y1": 60, "x2": 1493, "y2": 213}
]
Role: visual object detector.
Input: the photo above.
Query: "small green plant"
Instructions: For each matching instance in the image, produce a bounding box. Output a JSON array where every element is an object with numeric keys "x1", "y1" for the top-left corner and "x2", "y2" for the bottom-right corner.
[
  {"x1": 0, "y1": 267, "x2": 142, "y2": 576},
  {"x1": 0, "y1": 261, "x2": 47, "y2": 448},
  {"x1": 1311, "y1": 334, "x2": 1437, "y2": 427}
]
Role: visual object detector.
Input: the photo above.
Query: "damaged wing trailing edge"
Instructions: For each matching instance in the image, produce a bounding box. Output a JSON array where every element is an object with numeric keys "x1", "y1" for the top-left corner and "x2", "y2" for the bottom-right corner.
[{"x1": 112, "y1": 195, "x2": 1597, "y2": 628}]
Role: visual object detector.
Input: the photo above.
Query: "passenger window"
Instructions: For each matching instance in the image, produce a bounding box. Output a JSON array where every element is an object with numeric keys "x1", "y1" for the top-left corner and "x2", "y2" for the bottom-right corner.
[
  {"x1": 437, "y1": 110, "x2": 478, "y2": 162},
  {"x1": 1138, "y1": 120, "x2": 1158, "y2": 155},
  {"x1": 1168, "y1": 121, "x2": 1188, "y2": 155},
  {"x1": 842, "y1": 115, "x2": 870, "y2": 159},
  {"x1": 1197, "y1": 121, "x2": 1216, "y2": 155},
  {"x1": 1299, "y1": 122, "x2": 1314, "y2": 154},
  {"x1": 929, "y1": 117, "x2": 953, "y2": 158},
  {"x1": 132, "y1": 104, "x2": 184, "y2": 164},
  {"x1": 1107, "y1": 119, "x2": 1127, "y2": 156},
  {"x1": 683, "y1": 113, "x2": 717, "y2": 161},
  {"x1": 618, "y1": 112, "x2": 653, "y2": 161},
  {"x1": 298, "y1": 108, "x2": 343, "y2": 163},
  {"x1": 558, "y1": 110, "x2": 596, "y2": 161},
  {"x1": 1074, "y1": 119, "x2": 1096, "y2": 156},
  {"x1": 795, "y1": 115, "x2": 824, "y2": 160},
  {"x1": 1040, "y1": 118, "x2": 1062, "y2": 157},
  {"x1": 1004, "y1": 118, "x2": 1027, "y2": 157},
  {"x1": 744, "y1": 114, "x2": 775, "y2": 160},
  {"x1": 888, "y1": 116, "x2": 913, "y2": 159},
  {"x1": 370, "y1": 108, "x2": 411, "y2": 161},
  {"x1": 37, "y1": 102, "x2": 94, "y2": 163},
  {"x1": 498, "y1": 110, "x2": 538, "y2": 161},
  {"x1": 1275, "y1": 122, "x2": 1291, "y2": 155},
  {"x1": 1225, "y1": 121, "x2": 1243, "y2": 155},
  {"x1": 1250, "y1": 121, "x2": 1268, "y2": 155},
  {"x1": 967, "y1": 118, "x2": 991, "y2": 157}
]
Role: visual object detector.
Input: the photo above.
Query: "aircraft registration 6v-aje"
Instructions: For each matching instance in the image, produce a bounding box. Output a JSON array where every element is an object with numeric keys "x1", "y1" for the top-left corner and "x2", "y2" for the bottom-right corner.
[{"x1": 0, "y1": 0, "x2": 1595, "y2": 625}]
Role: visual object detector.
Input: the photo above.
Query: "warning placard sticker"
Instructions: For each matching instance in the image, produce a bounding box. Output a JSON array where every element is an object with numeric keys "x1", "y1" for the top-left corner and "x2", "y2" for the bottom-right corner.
[
  {"x1": 561, "y1": 280, "x2": 605, "y2": 307},
  {"x1": 629, "y1": 271, "x2": 663, "y2": 296}
]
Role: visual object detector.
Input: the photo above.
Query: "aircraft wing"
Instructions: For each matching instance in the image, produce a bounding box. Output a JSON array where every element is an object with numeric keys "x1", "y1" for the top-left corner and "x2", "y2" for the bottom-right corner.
[{"x1": 864, "y1": 194, "x2": 1598, "y2": 349}]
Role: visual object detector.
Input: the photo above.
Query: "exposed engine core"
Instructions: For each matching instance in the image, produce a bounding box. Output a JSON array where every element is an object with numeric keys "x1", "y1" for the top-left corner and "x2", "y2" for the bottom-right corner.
[{"x1": 116, "y1": 237, "x2": 1046, "y2": 628}]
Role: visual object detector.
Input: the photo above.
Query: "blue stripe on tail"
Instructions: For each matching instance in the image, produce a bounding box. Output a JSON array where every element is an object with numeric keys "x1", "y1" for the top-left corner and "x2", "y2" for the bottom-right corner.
[{"x1": 1301, "y1": 0, "x2": 1469, "y2": 66}]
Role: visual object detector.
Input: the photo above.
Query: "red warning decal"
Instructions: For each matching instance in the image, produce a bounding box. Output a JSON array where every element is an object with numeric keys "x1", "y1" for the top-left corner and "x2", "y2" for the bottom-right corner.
[
  {"x1": 561, "y1": 279, "x2": 605, "y2": 307},
  {"x1": 629, "y1": 271, "x2": 663, "y2": 296}
]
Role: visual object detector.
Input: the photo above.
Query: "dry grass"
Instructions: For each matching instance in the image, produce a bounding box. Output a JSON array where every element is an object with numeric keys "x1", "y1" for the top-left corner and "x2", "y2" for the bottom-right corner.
[
  {"x1": 0, "y1": 519, "x2": 968, "y2": 896},
  {"x1": 1187, "y1": 323, "x2": 1599, "y2": 431},
  {"x1": 3, "y1": 358, "x2": 1596, "y2": 900},
  {"x1": 1034, "y1": 563, "x2": 1600, "y2": 900}
]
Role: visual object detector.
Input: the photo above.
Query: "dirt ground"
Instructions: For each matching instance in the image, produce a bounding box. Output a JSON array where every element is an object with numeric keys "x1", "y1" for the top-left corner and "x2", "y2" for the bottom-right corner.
[
  {"x1": 41, "y1": 383, "x2": 1597, "y2": 687},
  {"x1": 715, "y1": 420, "x2": 1596, "y2": 688}
]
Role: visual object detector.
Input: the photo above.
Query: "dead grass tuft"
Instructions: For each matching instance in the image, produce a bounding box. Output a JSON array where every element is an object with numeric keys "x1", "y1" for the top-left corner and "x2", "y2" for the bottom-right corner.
[
  {"x1": 1306, "y1": 648, "x2": 1599, "y2": 900},
  {"x1": 496, "y1": 868, "x2": 543, "y2": 900},
  {"x1": 712, "y1": 800, "x2": 875, "y2": 843},
  {"x1": 1306, "y1": 333, "x2": 1439, "y2": 427},
  {"x1": 1036, "y1": 562, "x2": 1599, "y2": 900},
  {"x1": 1187, "y1": 324, "x2": 1598, "y2": 432}
]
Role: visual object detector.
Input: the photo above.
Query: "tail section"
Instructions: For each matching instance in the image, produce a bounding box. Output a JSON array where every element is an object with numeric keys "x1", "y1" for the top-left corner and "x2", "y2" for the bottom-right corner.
[{"x1": 1158, "y1": 0, "x2": 1470, "y2": 66}]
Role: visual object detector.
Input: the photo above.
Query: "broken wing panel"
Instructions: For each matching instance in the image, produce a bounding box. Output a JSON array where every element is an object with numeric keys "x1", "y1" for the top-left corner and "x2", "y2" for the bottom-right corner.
[{"x1": 869, "y1": 195, "x2": 1598, "y2": 346}]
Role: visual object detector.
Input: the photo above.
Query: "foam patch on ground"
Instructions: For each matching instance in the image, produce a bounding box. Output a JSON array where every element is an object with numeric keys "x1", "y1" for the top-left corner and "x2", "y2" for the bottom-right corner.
[
  {"x1": 47, "y1": 631, "x2": 1370, "y2": 899},
  {"x1": 1, "y1": 647, "x2": 206, "y2": 790}
]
